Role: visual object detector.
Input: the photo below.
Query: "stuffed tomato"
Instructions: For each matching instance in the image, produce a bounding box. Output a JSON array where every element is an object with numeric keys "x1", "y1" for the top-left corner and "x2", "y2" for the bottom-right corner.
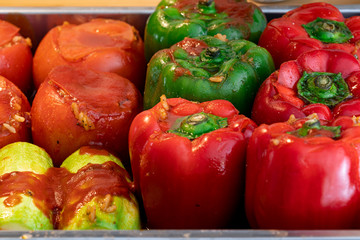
[
  {"x1": 31, "y1": 65, "x2": 142, "y2": 167},
  {"x1": 129, "y1": 96, "x2": 256, "y2": 229},
  {"x1": 33, "y1": 18, "x2": 146, "y2": 91},
  {"x1": 0, "y1": 20, "x2": 33, "y2": 96},
  {"x1": 0, "y1": 76, "x2": 31, "y2": 148}
]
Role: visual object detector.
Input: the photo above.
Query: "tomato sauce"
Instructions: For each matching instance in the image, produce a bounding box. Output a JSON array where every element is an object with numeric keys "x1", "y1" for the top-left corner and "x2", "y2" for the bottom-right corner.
[{"x1": 0, "y1": 161, "x2": 134, "y2": 229}]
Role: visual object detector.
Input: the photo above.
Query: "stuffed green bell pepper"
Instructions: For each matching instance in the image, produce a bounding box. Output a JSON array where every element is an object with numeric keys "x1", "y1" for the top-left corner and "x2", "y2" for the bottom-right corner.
[
  {"x1": 58, "y1": 146, "x2": 141, "y2": 230},
  {"x1": 0, "y1": 142, "x2": 54, "y2": 230},
  {"x1": 144, "y1": 35, "x2": 275, "y2": 116},
  {"x1": 144, "y1": 0, "x2": 267, "y2": 61}
]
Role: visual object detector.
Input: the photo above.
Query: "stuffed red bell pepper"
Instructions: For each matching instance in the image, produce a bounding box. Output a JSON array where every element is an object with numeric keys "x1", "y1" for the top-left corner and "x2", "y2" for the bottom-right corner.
[
  {"x1": 258, "y1": 2, "x2": 360, "y2": 68},
  {"x1": 251, "y1": 49, "x2": 360, "y2": 125},
  {"x1": 246, "y1": 115, "x2": 360, "y2": 229},
  {"x1": 129, "y1": 96, "x2": 256, "y2": 229}
]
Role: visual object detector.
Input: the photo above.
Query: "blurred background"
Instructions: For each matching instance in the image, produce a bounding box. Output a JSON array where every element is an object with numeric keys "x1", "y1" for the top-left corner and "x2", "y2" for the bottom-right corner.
[{"x1": 0, "y1": 0, "x2": 358, "y2": 7}]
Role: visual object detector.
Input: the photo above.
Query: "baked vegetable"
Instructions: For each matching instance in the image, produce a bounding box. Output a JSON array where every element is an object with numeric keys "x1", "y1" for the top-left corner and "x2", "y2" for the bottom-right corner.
[
  {"x1": 0, "y1": 20, "x2": 33, "y2": 96},
  {"x1": 0, "y1": 142, "x2": 54, "y2": 230},
  {"x1": 144, "y1": 35, "x2": 274, "y2": 116},
  {"x1": 33, "y1": 18, "x2": 146, "y2": 91},
  {"x1": 129, "y1": 97, "x2": 256, "y2": 228},
  {"x1": 58, "y1": 146, "x2": 141, "y2": 230},
  {"x1": 258, "y1": 2, "x2": 360, "y2": 68},
  {"x1": 0, "y1": 76, "x2": 31, "y2": 148},
  {"x1": 31, "y1": 65, "x2": 142, "y2": 166},
  {"x1": 251, "y1": 49, "x2": 360, "y2": 125},
  {"x1": 246, "y1": 116, "x2": 360, "y2": 229},
  {"x1": 144, "y1": 0, "x2": 267, "y2": 61}
]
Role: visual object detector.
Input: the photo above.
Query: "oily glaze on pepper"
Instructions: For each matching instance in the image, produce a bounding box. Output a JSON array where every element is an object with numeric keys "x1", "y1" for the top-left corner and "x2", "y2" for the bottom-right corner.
[
  {"x1": 31, "y1": 65, "x2": 142, "y2": 167},
  {"x1": 246, "y1": 116, "x2": 360, "y2": 229},
  {"x1": 144, "y1": 35, "x2": 274, "y2": 116},
  {"x1": 251, "y1": 49, "x2": 360, "y2": 125},
  {"x1": 129, "y1": 97, "x2": 256, "y2": 229},
  {"x1": 258, "y1": 2, "x2": 360, "y2": 68},
  {"x1": 144, "y1": 0, "x2": 266, "y2": 61}
]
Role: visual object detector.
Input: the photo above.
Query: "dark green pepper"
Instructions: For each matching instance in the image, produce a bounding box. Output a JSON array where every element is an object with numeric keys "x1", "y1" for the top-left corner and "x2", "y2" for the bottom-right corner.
[
  {"x1": 144, "y1": 35, "x2": 275, "y2": 116},
  {"x1": 144, "y1": 0, "x2": 267, "y2": 61}
]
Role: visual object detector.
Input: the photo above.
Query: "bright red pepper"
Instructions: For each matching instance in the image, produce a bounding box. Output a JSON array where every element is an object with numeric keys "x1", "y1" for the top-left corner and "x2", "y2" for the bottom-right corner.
[
  {"x1": 251, "y1": 49, "x2": 360, "y2": 125},
  {"x1": 245, "y1": 115, "x2": 360, "y2": 229},
  {"x1": 258, "y1": 2, "x2": 360, "y2": 68},
  {"x1": 129, "y1": 97, "x2": 256, "y2": 229}
]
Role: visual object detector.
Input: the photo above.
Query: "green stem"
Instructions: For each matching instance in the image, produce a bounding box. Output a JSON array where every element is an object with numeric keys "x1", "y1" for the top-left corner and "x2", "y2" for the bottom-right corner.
[
  {"x1": 168, "y1": 112, "x2": 227, "y2": 139},
  {"x1": 288, "y1": 118, "x2": 341, "y2": 139},
  {"x1": 302, "y1": 17, "x2": 353, "y2": 43},
  {"x1": 297, "y1": 71, "x2": 352, "y2": 107}
]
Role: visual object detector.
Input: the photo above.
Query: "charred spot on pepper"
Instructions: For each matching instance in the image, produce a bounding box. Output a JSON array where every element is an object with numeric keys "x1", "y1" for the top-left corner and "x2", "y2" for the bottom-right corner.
[
  {"x1": 198, "y1": 0, "x2": 213, "y2": 7},
  {"x1": 197, "y1": 0, "x2": 216, "y2": 14},
  {"x1": 205, "y1": 46, "x2": 220, "y2": 58},
  {"x1": 25, "y1": 189, "x2": 34, "y2": 197}
]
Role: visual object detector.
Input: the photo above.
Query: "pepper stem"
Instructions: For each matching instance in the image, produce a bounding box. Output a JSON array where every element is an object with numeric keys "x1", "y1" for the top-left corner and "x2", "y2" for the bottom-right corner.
[
  {"x1": 287, "y1": 118, "x2": 341, "y2": 139},
  {"x1": 302, "y1": 17, "x2": 353, "y2": 43},
  {"x1": 198, "y1": 0, "x2": 216, "y2": 14},
  {"x1": 168, "y1": 112, "x2": 227, "y2": 139},
  {"x1": 297, "y1": 71, "x2": 352, "y2": 107}
]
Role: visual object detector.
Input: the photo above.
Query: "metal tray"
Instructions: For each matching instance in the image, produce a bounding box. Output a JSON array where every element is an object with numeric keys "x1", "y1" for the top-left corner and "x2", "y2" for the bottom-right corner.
[
  {"x1": 0, "y1": 4, "x2": 359, "y2": 49},
  {"x1": 1, "y1": 4, "x2": 360, "y2": 239}
]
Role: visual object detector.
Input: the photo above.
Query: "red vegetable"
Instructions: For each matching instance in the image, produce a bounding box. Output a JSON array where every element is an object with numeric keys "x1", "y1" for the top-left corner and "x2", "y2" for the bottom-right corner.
[
  {"x1": 245, "y1": 116, "x2": 360, "y2": 229},
  {"x1": 129, "y1": 97, "x2": 256, "y2": 229},
  {"x1": 33, "y1": 18, "x2": 146, "y2": 91},
  {"x1": 0, "y1": 20, "x2": 33, "y2": 96},
  {"x1": 0, "y1": 76, "x2": 31, "y2": 148},
  {"x1": 258, "y1": 2, "x2": 360, "y2": 68},
  {"x1": 251, "y1": 49, "x2": 360, "y2": 125},
  {"x1": 31, "y1": 65, "x2": 142, "y2": 167}
]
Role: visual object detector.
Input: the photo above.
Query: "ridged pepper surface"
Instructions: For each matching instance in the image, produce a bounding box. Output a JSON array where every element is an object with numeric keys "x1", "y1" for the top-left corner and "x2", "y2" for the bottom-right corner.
[
  {"x1": 258, "y1": 2, "x2": 360, "y2": 68},
  {"x1": 145, "y1": 0, "x2": 267, "y2": 60},
  {"x1": 246, "y1": 116, "x2": 360, "y2": 229},
  {"x1": 251, "y1": 49, "x2": 360, "y2": 125},
  {"x1": 144, "y1": 35, "x2": 274, "y2": 116},
  {"x1": 129, "y1": 97, "x2": 256, "y2": 229}
]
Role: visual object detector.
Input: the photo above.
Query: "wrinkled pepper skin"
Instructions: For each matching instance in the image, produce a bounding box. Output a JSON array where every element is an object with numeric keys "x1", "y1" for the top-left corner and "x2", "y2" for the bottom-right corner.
[
  {"x1": 129, "y1": 97, "x2": 256, "y2": 229},
  {"x1": 258, "y1": 2, "x2": 360, "y2": 68},
  {"x1": 144, "y1": 36, "x2": 274, "y2": 116},
  {"x1": 145, "y1": 0, "x2": 267, "y2": 61},
  {"x1": 245, "y1": 117, "x2": 360, "y2": 229},
  {"x1": 251, "y1": 49, "x2": 360, "y2": 125}
]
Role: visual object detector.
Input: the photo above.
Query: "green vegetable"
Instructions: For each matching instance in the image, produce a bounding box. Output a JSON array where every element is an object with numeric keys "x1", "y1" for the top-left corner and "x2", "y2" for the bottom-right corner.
[
  {"x1": 144, "y1": 0, "x2": 267, "y2": 61},
  {"x1": 144, "y1": 35, "x2": 275, "y2": 116},
  {"x1": 0, "y1": 142, "x2": 54, "y2": 230},
  {"x1": 59, "y1": 147, "x2": 141, "y2": 230}
]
